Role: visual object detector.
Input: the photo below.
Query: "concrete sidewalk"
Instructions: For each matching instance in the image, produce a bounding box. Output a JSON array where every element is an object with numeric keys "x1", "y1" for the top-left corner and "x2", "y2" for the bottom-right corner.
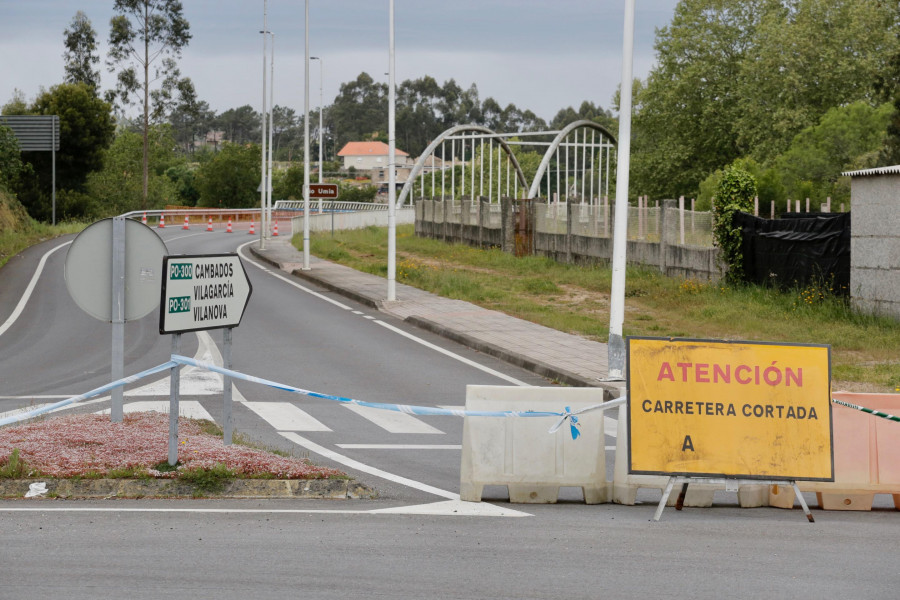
[{"x1": 249, "y1": 237, "x2": 623, "y2": 397}]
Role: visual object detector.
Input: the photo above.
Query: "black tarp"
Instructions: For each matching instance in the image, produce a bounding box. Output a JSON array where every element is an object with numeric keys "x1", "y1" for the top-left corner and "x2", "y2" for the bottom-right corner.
[{"x1": 735, "y1": 212, "x2": 850, "y2": 294}]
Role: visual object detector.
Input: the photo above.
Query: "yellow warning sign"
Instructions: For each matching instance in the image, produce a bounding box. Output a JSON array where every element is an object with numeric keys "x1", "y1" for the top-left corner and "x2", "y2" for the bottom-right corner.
[{"x1": 627, "y1": 337, "x2": 833, "y2": 481}]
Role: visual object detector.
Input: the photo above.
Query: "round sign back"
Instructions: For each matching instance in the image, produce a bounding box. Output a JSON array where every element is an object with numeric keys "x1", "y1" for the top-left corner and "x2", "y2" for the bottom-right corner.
[{"x1": 65, "y1": 218, "x2": 168, "y2": 322}]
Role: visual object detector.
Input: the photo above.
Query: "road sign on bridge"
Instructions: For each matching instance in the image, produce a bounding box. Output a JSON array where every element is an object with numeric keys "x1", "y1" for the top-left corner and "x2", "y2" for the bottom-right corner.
[{"x1": 159, "y1": 254, "x2": 252, "y2": 334}]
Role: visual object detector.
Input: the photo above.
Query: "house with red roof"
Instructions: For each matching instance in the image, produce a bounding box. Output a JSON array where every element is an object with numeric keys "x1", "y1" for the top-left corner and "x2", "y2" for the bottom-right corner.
[{"x1": 337, "y1": 141, "x2": 412, "y2": 171}]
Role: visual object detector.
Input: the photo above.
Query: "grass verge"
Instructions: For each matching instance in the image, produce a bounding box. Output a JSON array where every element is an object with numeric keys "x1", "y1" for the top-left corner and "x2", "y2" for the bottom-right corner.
[{"x1": 299, "y1": 224, "x2": 900, "y2": 391}]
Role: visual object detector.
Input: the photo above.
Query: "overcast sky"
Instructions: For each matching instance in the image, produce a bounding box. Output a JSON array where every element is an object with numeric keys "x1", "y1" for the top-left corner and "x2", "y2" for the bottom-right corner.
[{"x1": 0, "y1": 0, "x2": 679, "y2": 123}]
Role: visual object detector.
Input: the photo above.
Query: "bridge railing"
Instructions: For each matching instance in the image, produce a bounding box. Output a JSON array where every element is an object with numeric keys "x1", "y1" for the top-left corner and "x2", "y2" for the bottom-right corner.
[{"x1": 273, "y1": 200, "x2": 388, "y2": 212}]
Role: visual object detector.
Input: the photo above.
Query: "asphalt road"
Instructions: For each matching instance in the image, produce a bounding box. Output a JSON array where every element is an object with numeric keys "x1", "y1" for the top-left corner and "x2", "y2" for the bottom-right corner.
[{"x1": 1, "y1": 228, "x2": 899, "y2": 599}]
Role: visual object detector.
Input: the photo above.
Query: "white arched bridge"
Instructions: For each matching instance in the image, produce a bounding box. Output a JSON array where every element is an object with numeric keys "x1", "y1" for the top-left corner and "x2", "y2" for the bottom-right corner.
[{"x1": 396, "y1": 119, "x2": 617, "y2": 208}]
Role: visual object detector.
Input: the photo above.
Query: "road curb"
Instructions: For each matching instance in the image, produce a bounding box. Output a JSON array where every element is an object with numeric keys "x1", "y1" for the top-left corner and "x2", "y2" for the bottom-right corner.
[
  {"x1": 0, "y1": 478, "x2": 377, "y2": 500},
  {"x1": 248, "y1": 242, "x2": 623, "y2": 394}
]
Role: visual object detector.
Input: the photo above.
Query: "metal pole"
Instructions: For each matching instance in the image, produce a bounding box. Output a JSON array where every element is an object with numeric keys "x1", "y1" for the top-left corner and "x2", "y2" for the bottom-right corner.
[
  {"x1": 110, "y1": 216, "x2": 125, "y2": 423},
  {"x1": 52, "y1": 116, "x2": 57, "y2": 226},
  {"x1": 260, "y1": 0, "x2": 268, "y2": 251},
  {"x1": 267, "y1": 32, "x2": 275, "y2": 240},
  {"x1": 223, "y1": 327, "x2": 233, "y2": 445},
  {"x1": 607, "y1": 0, "x2": 636, "y2": 380},
  {"x1": 387, "y1": 0, "x2": 397, "y2": 301},
  {"x1": 311, "y1": 56, "x2": 324, "y2": 213},
  {"x1": 302, "y1": 0, "x2": 311, "y2": 270},
  {"x1": 168, "y1": 333, "x2": 181, "y2": 465}
]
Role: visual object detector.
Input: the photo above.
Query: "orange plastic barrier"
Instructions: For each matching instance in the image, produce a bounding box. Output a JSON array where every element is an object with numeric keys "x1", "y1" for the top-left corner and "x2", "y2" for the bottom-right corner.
[{"x1": 770, "y1": 392, "x2": 900, "y2": 510}]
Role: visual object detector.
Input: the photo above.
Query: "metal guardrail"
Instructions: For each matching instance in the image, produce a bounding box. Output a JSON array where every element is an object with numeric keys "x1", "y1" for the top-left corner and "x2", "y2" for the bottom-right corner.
[{"x1": 274, "y1": 200, "x2": 388, "y2": 212}]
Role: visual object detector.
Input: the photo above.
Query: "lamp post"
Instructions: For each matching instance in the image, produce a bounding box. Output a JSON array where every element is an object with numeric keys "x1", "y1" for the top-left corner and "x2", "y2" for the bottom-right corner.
[
  {"x1": 607, "y1": 0, "x2": 636, "y2": 380},
  {"x1": 267, "y1": 32, "x2": 275, "y2": 240},
  {"x1": 302, "y1": 0, "x2": 310, "y2": 270},
  {"x1": 387, "y1": 0, "x2": 397, "y2": 301},
  {"x1": 259, "y1": 0, "x2": 268, "y2": 250},
  {"x1": 311, "y1": 55, "x2": 324, "y2": 214}
]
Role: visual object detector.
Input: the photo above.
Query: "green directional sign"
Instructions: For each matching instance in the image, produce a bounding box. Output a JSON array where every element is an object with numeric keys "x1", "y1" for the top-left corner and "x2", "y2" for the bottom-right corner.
[{"x1": 159, "y1": 254, "x2": 252, "y2": 334}]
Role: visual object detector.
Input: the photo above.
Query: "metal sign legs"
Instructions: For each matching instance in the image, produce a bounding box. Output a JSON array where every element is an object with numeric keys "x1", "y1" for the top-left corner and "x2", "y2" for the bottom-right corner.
[
  {"x1": 653, "y1": 476, "x2": 815, "y2": 523},
  {"x1": 166, "y1": 328, "x2": 235, "y2": 466}
]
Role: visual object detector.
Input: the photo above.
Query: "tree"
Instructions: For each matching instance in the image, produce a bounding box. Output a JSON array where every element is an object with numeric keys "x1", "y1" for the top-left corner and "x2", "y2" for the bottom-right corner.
[
  {"x1": 735, "y1": 0, "x2": 899, "y2": 160},
  {"x1": 0, "y1": 125, "x2": 27, "y2": 191},
  {"x1": 774, "y1": 101, "x2": 893, "y2": 206},
  {"x1": 195, "y1": 143, "x2": 261, "y2": 208},
  {"x1": 106, "y1": 0, "x2": 191, "y2": 209},
  {"x1": 63, "y1": 11, "x2": 101, "y2": 91},
  {"x1": 215, "y1": 105, "x2": 260, "y2": 145},
  {"x1": 2, "y1": 89, "x2": 29, "y2": 115},
  {"x1": 85, "y1": 126, "x2": 182, "y2": 215},
  {"x1": 15, "y1": 83, "x2": 115, "y2": 221},
  {"x1": 630, "y1": 0, "x2": 774, "y2": 199},
  {"x1": 330, "y1": 72, "x2": 387, "y2": 149},
  {"x1": 167, "y1": 77, "x2": 213, "y2": 153}
]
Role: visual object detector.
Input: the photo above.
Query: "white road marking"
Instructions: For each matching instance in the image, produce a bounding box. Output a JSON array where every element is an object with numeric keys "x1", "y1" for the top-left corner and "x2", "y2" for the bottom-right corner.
[
  {"x1": 371, "y1": 499, "x2": 530, "y2": 517},
  {"x1": 374, "y1": 320, "x2": 531, "y2": 386},
  {"x1": 0, "y1": 240, "x2": 72, "y2": 339},
  {"x1": 237, "y1": 241, "x2": 353, "y2": 311},
  {"x1": 279, "y1": 431, "x2": 459, "y2": 500},
  {"x1": 343, "y1": 404, "x2": 444, "y2": 434},
  {"x1": 236, "y1": 242, "x2": 533, "y2": 388},
  {"x1": 0, "y1": 395, "x2": 72, "y2": 400},
  {"x1": 0, "y1": 501, "x2": 531, "y2": 517},
  {"x1": 120, "y1": 331, "x2": 249, "y2": 403},
  {"x1": 336, "y1": 444, "x2": 461, "y2": 450},
  {"x1": 96, "y1": 400, "x2": 213, "y2": 421},
  {"x1": 245, "y1": 401, "x2": 332, "y2": 431},
  {"x1": 605, "y1": 416, "x2": 618, "y2": 438}
]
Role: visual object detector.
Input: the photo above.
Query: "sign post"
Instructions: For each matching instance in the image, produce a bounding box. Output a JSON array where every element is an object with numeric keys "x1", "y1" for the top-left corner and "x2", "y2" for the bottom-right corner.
[
  {"x1": 627, "y1": 337, "x2": 833, "y2": 522},
  {"x1": 160, "y1": 253, "x2": 252, "y2": 463},
  {"x1": 65, "y1": 218, "x2": 168, "y2": 422}
]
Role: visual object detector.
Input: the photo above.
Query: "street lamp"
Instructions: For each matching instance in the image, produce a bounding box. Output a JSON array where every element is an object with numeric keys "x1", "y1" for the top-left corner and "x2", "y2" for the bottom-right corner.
[
  {"x1": 387, "y1": 0, "x2": 396, "y2": 301},
  {"x1": 607, "y1": 0, "x2": 636, "y2": 380},
  {"x1": 259, "y1": 0, "x2": 269, "y2": 250},
  {"x1": 311, "y1": 55, "x2": 324, "y2": 214},
  {"x1": 302, "y1": 0, "x2": 310, "y2": 270}
]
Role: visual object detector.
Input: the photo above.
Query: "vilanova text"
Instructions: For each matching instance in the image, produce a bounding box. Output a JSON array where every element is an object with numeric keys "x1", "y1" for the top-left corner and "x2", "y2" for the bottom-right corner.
[
  {"x1": 192, "y1": 282, "x2": 234, "y2": 321},
  {"x1": 656, "y1": 361, "x2": 803, "y2": 387}
]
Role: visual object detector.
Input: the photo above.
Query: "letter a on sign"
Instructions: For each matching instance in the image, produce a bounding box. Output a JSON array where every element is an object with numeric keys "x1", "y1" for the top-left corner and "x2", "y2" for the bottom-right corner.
[{"x1": 682, "y1": 435, "x2": 694, "y2": 452}]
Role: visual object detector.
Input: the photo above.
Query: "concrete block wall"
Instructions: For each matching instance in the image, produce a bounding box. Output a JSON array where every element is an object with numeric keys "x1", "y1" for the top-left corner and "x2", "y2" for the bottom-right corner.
[
  {"x1": 850, "y1": 175, "x2": 900, "y2": 319},
  {"x1": 415, "y1": 198, "x2": 723, "y2": 281}
]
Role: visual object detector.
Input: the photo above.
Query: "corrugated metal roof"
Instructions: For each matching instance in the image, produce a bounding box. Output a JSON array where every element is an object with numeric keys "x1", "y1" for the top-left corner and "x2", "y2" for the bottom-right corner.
[
  {"x1": 0, "y1": 115, "x2": 60, "y2": 151},
  {"x1": 841, "y1": 165, "x2": 900, "y2": 177}
]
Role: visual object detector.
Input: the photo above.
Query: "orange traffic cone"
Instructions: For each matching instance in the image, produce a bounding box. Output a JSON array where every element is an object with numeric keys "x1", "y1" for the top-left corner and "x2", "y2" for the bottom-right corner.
[
  {"x1": 248, "y1": 220, "x2": 256, "y2": 235},
  {"x1": 141, "y1": 212, "x2": 147, "y2": 225},
  {"x1": 158, "y1": 214, "x2": 165, "y2": 228},
  {"x1": 272, "y1": 221, "x2": 279, "y2": 236},
  {"x1": 206, "y1": 217, "x2": 213, "y2": 232},
  {"x1": 182, "y1": 215, "x2": 190, "y2": 230},
  {"x1": 226, "y1": 219, "x2": 233, "y2": 233}
]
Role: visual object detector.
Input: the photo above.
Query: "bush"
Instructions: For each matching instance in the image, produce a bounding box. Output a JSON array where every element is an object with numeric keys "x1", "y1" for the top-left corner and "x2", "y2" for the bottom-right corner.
[
  {"x1": 713, "y1": 165, "x2": 756, "y2": 283},
  {"x1": 338, "y1": 184, "x2": 377, "y2": 203}
]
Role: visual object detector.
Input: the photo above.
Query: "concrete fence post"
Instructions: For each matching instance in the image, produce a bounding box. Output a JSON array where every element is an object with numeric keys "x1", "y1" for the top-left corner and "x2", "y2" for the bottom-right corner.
[
  {"x1": 659, "y1": 199, "x2": 676, "y2": 276},
  {"x1": 566, "y1": 200, "x2": 573, "y2": 263},
  {"x1": 442, "y1": 198, "x2": 450, "y2": 242},
  {"x1": 500, "y1": 196, "x2": 513, "y2": 254}
]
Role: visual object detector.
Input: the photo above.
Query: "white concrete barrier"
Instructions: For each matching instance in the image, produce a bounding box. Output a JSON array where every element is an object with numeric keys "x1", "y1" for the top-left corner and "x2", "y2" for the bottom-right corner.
[
  {"x1": 460, "y1": 385, "x2": 610, "y2": 504},
  {"x1": 612, "y1": 403, "x2": 769, "y2": 507},
  {"x1": 290, "y1": 207, "x2": 415, "y2": 235}
]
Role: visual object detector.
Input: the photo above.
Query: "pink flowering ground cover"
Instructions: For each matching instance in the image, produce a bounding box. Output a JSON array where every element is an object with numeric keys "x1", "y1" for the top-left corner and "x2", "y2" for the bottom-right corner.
[{"x1": 0, "y1": 412, "x2": 343, "y2": 480}]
